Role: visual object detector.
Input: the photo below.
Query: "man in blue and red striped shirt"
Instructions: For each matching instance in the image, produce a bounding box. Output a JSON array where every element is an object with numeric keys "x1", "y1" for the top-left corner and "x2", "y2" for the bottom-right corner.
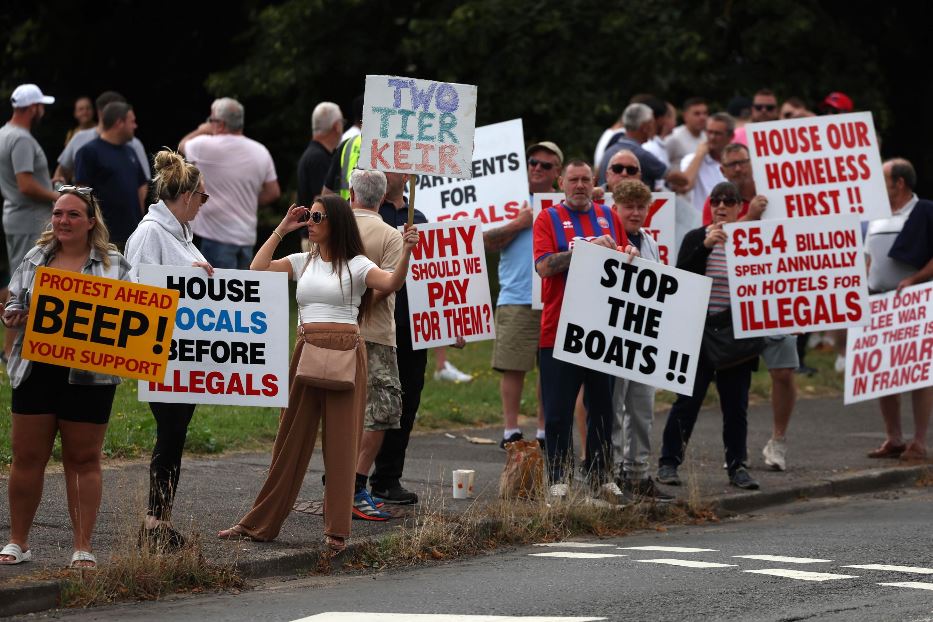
[{"x1": 533, "y1": 160, "x2": 634, "y2": 500}]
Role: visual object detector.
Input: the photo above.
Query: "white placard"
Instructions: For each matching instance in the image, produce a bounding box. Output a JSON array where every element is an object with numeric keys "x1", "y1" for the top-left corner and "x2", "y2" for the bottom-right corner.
[
  {"x1": 747, "y1": 112, "x2": 887, "y2": 221},
  {"x1": 845, "y1": 284, "x2": 933, "y2": 404},
  {"x1": 643, "y1": 192, "x2": 676, "y2": 265},
  {"x1": 406, "y1": 220, "x2": 495, "y2": 349},
  {"x1": 553, "y1": 242, "x2": 711, "y2": 394},
  {"x1": 415, "y1": 119, "x2": 528, "y2": 229},
  {"x1": 723, "y1": 214, "x2": 870, "y2": 337},
  {"x1": 137, "y1": 267, "x2": 290, "y2": 407},
  {"x1": 531, "y1": 193, "x2": 564, "y2": 311},
  {"x1": 360, "y1": 75, "x2": 477, "y2": 179}
]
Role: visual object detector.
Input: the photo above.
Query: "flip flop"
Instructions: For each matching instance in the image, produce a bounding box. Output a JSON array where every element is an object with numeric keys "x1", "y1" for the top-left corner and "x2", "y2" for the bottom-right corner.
[
  {"x1": 69, "y1": 550, "x2": 97, "y2": 569},
  {"x1": 0, "y1": 543, "x2": 32, "y2": 565}
]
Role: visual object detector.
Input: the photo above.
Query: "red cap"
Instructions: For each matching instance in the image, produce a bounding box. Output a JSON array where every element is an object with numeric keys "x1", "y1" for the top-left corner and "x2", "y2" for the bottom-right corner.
[{"x1": 821, "y1": 92, "x2": 854, "y2": 113}]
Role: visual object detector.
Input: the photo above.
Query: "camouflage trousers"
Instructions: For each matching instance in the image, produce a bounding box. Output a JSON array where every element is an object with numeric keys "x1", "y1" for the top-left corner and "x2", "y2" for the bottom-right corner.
[{"x1": 364, "y1": 341, "x2": 402, "y2": 431}]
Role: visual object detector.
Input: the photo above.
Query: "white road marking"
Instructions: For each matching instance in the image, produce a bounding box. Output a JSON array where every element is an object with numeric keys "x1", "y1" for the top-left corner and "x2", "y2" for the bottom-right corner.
[
  {"x1": 733, "y1": 555, "x2": 833, "y2": 564},
  {"x1": 744, "y1": 569, "x2": 858, "y2": 582},
  {"x1": 617, "y1": 546, "x2": 717, "y2": 553},
  {"x1": 844, "y1": 564, "x2": 933, "y2": 574},
  {"x1": 634, "y1": 558, "x2": 736, "y2": 568},
  {"x1": 878, "y1": 581, "x2": 933, "y2": 591},
  {"x1": 530, "y1": 552, "x2": 627, "y2": 559},
  {"x1": 292, "y1": 615, "x2": 608, "y2": 621},
  {"x1": 533, "y1": 542, "x2": 616, "y2": 548}
]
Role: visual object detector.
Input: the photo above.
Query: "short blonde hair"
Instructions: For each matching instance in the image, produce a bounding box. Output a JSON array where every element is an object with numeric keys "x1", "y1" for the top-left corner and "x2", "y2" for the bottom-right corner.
[{"x1": 611, "y1": 179, "x2": 652, "y2": 208}]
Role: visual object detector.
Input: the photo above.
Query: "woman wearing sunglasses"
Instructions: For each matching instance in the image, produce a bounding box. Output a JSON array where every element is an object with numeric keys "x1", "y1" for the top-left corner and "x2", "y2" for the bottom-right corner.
[
  {"x1": 657, "y1": 181, "x2": 761, "y2": 492},
  {"x1": 0, "y1": 187, "x2": 131, "y2": 568},
  {"x1": 124, "y1": 149, "x2": 214, "y2": 553},
  {"x1": 219, "y1": 194, "x2": 418, "y2": 554}
]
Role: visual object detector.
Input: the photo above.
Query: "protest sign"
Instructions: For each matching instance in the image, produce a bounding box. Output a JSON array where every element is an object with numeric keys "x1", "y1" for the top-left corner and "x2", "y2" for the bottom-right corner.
[
  {"x1": 137, "y1": 267, "x2": 290, "y2": 407},
  {"x1": 406, "y1": 219, "x2": 495, "y2": 349},
  {"x1": 531, "y1": 193, "x2": 564, "y2": 311},
  {"x1": 360, "y1": 75, "x2": 477, "y2": 179},
  {"x1": 724, "y1": 214, "x2": 869, "y2": 338},
  {"x1": 643, "y1": 192, "x2": 676, "y2": 265},
  {"x1": 845, "y1": 284, "x2": 933, "y2": 404},
  {"x1": 553, "y1": 242, "x2": 711, "y2": 394},
  {"x1": 23, "y1": 267, "x2": 177, "y2": 382},
  {"x1": 416, "y1": 119, "x2": 528, "y2": 228},
  {"x1": 747, "y1": 112, "x2": 887, "y2": 221}
]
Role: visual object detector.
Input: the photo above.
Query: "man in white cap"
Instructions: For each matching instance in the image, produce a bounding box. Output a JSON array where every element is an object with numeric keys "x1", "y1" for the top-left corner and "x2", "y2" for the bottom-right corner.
[{"x1": 0, "y1": 84, "x2": 59, "y2": 361}]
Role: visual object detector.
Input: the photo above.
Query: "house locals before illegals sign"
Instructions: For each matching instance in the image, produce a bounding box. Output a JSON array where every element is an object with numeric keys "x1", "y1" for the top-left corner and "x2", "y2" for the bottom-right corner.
[
  {"x1": 553, "y1": 242, "x2": 711, "y2": 394},
  {"x1": 405, "y1": 220, "x2": 495, "y2": 349},
  {"x1": 747, "y1": 112, "x2": 887, "y2": 221},
  {"x1": 415, "y1": 119, "x2": 528, "y2": 228},
  {"x1": 845, "y1": 284, "x2": 933, "y2": 404},
  {"x1": 360, "y1": 75, "x2": 477, "y2": 178},
  {"x1": 724, "y1": 214, "x2": 870, "y2": 338},
  {"x1": 137, "y1": 267, "x2": 290, "y2": 407}
]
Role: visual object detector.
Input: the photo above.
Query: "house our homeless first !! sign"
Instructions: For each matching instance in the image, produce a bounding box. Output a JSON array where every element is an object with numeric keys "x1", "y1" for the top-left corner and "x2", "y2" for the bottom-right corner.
[
  {"x1": 360, "y1": 75, "x2": 477, "y2": 179},
  {"x1": 23, "y1": 267, "x2": 178, "y2": 382}
]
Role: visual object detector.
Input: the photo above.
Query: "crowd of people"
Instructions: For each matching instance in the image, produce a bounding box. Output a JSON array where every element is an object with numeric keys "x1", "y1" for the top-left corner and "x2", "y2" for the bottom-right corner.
[{"x1": 0, "y1": 81, "x2": 929, "y2": 568}]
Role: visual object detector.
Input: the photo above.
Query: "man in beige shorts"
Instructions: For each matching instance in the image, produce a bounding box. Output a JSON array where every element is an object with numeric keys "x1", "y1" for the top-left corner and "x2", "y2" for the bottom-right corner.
[
  {"x1": 350, "y1": 169, "x2": 403, "y2": 520},
  {"x1": 484, "y1": 141, "x2": 563, "y2": 448}
]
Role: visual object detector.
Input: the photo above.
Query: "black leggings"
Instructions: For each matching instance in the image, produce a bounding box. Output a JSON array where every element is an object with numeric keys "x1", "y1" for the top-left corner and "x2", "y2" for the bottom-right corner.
[{"x1": 147, "y1": 402, "x2": 197, "y2": 520}]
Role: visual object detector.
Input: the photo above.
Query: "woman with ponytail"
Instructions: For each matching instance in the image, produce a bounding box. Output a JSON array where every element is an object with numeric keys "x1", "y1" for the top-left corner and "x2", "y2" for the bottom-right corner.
[{"x1": 124, "y1": 149, "x2": 214, "y2": 552}]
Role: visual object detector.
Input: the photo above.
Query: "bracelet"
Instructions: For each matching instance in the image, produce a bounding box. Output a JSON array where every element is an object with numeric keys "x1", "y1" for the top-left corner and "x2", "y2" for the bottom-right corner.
[{"x1": 271, "y1": 230, "x2": 284, "y2": 242}]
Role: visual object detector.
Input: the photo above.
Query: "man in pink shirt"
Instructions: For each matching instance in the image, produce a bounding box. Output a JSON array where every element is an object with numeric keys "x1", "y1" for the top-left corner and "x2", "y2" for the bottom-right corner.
[{"x1": 179, "y1": 98, "x2": 281, "y2": 268}]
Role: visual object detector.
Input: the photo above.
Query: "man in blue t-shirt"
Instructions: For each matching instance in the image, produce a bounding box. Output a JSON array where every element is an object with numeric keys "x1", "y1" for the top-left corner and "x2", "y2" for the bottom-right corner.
[
  {"x1": 483, "y1": 141, "x2": 562, "y2": 449},
  {"x1": 74, "y1": 101, "x2": 148, "y2": 249}
]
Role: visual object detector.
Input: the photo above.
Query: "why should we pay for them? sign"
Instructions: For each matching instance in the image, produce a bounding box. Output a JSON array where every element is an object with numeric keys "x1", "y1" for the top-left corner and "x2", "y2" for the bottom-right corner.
[
  {"x1": 23, "y1": 267, "x2": 178, "y2": 382},
  {"x1": 360, "y1": 75, "x2": 477, "y2": 178}
]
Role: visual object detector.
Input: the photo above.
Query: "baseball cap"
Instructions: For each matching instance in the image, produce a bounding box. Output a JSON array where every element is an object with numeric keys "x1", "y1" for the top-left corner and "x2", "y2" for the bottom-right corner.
[
  {"x1": 820, "y1": 92, "x2": 853, "y2": 113},
  {"x1": 526, "y1": 141, "x2": 564, "y2": 164},
  {"x1": 10, "y1": 84, "x2": 55, "y2": 108}
]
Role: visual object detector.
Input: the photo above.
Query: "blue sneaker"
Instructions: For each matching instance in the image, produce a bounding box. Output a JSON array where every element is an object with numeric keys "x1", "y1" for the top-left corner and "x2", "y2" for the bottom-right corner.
[{"x1": 352, "y1": 489, "x2": 391, "y2": 521}]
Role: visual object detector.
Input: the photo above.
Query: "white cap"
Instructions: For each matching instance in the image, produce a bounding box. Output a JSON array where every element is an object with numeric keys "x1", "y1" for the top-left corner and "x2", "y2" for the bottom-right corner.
[{"x1": 10, "y1": 84, "x2": 55, "y2": 108}]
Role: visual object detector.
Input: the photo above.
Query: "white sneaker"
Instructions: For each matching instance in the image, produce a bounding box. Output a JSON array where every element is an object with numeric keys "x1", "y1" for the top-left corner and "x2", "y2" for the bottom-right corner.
[
  {"x1": 598, "y1": 481, "x2": 626, "y2": 504},
  {"x1": 834, "y1": 355, "x2": 846, "y2": 373},
  {"x1": 434, "y1": 361, "x2": 473, "y2": 383},
  {"x1": 762, "y1": 438, "x2": 787, "y2": 471},
  {"x1": 548, "y1": 483, "x2": 569, "y2": 498}
]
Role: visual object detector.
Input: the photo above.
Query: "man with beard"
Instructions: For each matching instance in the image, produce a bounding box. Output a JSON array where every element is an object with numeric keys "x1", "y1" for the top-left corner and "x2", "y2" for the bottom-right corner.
[{"x1": 0, "y1": 84, "x2": 59, "y2": 361}]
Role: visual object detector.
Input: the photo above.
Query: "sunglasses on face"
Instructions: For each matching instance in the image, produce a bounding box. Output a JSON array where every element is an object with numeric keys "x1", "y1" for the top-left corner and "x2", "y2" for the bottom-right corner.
[
  {"x1": 753, "y1": 104, "x2": 777, "y2": 111},
  {"x1": 609, "y1": 164, "x2": 640, "y2": 175},
  {"x1": 710, "y1": 196, "x2": 739, "y2": 207},
  {"x1": 528, "y1": 157, "x2": 556, "y2": 171},
  {"x1": 192, "y1": 190, "x2": 210, "y2": 204},
  {"x1": 304, "y1": 210, "x2": 327, "y2": 224}
]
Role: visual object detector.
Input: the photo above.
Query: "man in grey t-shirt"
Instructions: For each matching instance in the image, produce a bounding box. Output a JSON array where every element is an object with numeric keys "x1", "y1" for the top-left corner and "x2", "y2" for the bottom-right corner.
[
  {"x1": 52, "y1": 90, "x2": 150, "y2": 184},
  {"x1": 0, "y1": 84, "x2": 60, "y2": 358}
]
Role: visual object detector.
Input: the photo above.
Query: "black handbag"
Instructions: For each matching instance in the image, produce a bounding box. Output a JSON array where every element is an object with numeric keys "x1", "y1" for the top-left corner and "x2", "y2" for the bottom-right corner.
[{"x1": 702, "y1": 310, "x2": 766, "y2": 370}]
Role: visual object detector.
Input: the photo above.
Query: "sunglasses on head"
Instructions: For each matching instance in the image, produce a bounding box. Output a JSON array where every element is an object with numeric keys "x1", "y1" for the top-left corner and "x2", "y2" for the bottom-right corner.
[
  {"x1": 753, "y1": 104, "x2": 776, "y2": 111},
  {"x1": 710, "y1": 196, "x2": 739, "y2": 207},
  {"x1": 609, "y1": 164, "x2": 640, "y2": 175},
  {"x1": 528, "y1": 157, "x2": 556, "y2": 171},
  {"x1": 59, "y1": 185, "x2": 94, "y2": 197}
]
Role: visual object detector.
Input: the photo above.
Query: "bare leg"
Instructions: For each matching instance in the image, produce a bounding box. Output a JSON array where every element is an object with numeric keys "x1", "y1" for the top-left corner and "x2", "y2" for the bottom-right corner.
[
  {"x1": 769, "y1": 368, "x2": 796, "y2": 439},
  {"x1": 0, "y1": 414, "x2": 57, "y2": 561},
  {"x1": 58, "y1": 420, "x2": 107, "y2": 561},
  {"x1": 878, "y1": 394, "x2": 904, "y2": 444},
  {"x1": 434, "y1": 346, "x2": 447, "y2": 372},
  {"x1": 356, "y1": 429, "x2": 385, "y2": 477},
  {"x1": 909, "y1": 387, "x2": 932, "y2": 449},
  {"x1": 500, "y1": 370, "x2": 525, "y2": 430}
]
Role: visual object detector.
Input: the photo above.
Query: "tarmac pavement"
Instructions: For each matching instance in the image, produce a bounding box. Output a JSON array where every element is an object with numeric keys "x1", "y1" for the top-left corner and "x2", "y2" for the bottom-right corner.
[{"x1": 0, "y1": 394, "x2": 930, "y2": 616}]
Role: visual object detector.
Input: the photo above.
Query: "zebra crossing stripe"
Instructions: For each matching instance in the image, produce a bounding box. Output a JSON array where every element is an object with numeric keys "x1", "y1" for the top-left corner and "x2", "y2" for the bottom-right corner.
[
  {"x1": 878, "y1": 582, "x2": 933, "y2": 591},
  {"x1": 530, "y1": 552, "x2": 627, "y2": 559},
  {"x1": 744, "y1": 569, "x2": 857, "y2": 582},
  {"x1": 733, "y1": 555, "x2": 833, "y2": 564},
  {"x1": 533, "y1": 542, "x2": 616, "y2": 548},
  {"x1": 634, "y1": 559, "x2": 736, "y2": 568},
  {"x1": 292, "y1": 614, "x2": 608, "y2": 621},
  {"x1": 617, "y1": 546, "x2": 717, "y2": 553},
  {"x1": 844, "y1": 564, "x2": 933, "y2": 574}
]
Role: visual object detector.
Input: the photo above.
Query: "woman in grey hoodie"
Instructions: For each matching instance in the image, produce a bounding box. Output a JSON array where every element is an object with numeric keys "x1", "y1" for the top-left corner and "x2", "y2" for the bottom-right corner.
[{"x1": 124, "y1": 149, "x2": 213, "y2": 552}]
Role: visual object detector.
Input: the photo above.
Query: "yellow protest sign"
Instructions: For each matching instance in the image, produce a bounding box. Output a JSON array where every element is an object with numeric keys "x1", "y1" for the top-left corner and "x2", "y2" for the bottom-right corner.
[{"x1": 23, "y1": 267, "x2": 178, "y2": 382}]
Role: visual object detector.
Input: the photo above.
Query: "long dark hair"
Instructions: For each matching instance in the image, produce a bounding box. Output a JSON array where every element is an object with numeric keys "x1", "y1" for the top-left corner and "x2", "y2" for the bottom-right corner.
[{"x1": 305, "y1": 194, "x2": 373, "y2": 325}]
